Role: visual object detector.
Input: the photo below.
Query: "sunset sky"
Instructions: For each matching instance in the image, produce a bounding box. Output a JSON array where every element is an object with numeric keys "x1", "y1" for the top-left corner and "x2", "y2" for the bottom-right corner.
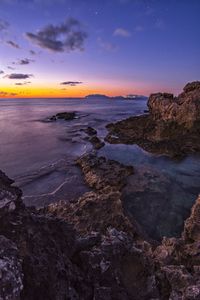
[{"x1": 0, "y1": 0, "x2": 200, "y2": 98}]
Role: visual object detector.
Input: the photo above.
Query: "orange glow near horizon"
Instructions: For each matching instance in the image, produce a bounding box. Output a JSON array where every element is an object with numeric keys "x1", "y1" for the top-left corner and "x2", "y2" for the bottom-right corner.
[{"x1": 0, "y1": 83, "x2": 152, "y2": 98}]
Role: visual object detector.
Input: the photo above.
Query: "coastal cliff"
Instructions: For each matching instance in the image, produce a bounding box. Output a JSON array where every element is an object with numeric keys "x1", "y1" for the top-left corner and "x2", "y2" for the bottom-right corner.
[{"x1": 106, "y1": 81, "x2": 200, "y2": 157}]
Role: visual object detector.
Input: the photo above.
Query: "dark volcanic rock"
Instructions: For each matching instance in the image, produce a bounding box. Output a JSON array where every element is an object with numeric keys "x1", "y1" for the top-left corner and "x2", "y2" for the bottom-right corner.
[
  {"x1": 81, "y1": 127, "x2": 105, "y2": 150},
  {"x1": 106, "y1": 81, "x2": 200, "y2": 157},
  {"x1": 82, "y1": 126, "x2": 97, "y2": 136},
  {"x1": 48, "y1": 112, "x2": 76, "y2": 121},
  {"x1": 89, "y1": 136, "x2": 105, "y2": 149}
]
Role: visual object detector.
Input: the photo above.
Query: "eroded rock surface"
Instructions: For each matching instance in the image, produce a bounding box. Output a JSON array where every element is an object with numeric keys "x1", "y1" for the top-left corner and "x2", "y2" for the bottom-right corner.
[
  {"x1": 76, "y1": 153, "x2": 134, "y2": 191},
  {"x1": 1, "y1": 158, "x2": 200, "y2": 299},
  {"x1": 106, "y1": 81, "x2": 200, "y2": 157}
]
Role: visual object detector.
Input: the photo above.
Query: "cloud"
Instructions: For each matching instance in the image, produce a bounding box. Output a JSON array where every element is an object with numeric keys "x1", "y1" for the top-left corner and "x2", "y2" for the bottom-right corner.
[
  {"x1": 30, "y1": 50, "x2": 36, "y2": 55},
  {"x1": 5, "y1": 73, "x2": 33, "y2": 79},
  {"x1": 7, "y1": 66, "x2": 15, "y2": 70},
  {"x1": 113, "y1": 28, "x2": 131, "y2": 37},
  {"x1": 6, "y1": 40, "x2": 20, "y2": 48},
  {"x1": 26, "y1": 18, "x2": 88, "y2": 52},
  {"x1": 60, "y1": 81, "x2": 82, "y2": 86},
  {"x1": 0, "y1": 70, "x2": 4, "y2": 74},
  {"x1": 15, "y1": 81, "x2": 31, "y2": 85},
  {"x1": 0, "y1": 19, "x2": 9, "y2": 32},
  {"x1": 13, "y1": 58, "x2": 34, "y2": 65},
  {"x1": 97, "y1": 37, "x2": 117, "y2": 52},
  {"x1": 0, "y1": 91, "x2": 17, "y2": 97}
]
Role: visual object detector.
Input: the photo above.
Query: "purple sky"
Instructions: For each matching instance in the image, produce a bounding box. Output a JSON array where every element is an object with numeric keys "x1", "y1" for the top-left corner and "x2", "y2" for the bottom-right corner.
[{"x1": 0, "y1": 0, "x2": 200, "y2": 98}]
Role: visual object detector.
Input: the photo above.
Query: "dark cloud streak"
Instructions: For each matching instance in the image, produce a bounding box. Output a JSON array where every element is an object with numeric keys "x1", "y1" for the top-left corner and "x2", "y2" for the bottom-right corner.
[
  {"x1": 13, "y1": 58, "x2": 34, "y2": 65},
  {"x1": 26, "y1": 18, "x2": 87, "y2": 52},
  {"x1": 6, "y1": 40, "x2": 20, "y2": 49},
  {"x1": 5, "y1": 73, "x2": 33, "y2": 79},
  {"x1": 60, "y1": 81, "x2": 82, "y2": 86}
]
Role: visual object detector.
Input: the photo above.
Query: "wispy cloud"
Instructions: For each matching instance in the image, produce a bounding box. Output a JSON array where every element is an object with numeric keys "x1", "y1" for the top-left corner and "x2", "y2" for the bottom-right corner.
[
  {"x1": 13, "y1": 58, "x2": 34, "y2": 65},
  {"x1": 30, "y1": 50, "x2": 36, "y2": 55},
  {"x1": 98, "y1": 37, "x2": 117, "y2": 52},
  {"x1": 7, "y1": 66, "x2": 15, "y2": 70},
  {"x1": 0, "y1": 91, "x2": 17, "y2": 97},
  {"x1": 26, "y1": 18, "x2": 88, "y2": 52},
  {"x1": 6, "y1": 40, "x2": 20, "y2": 49},
  {"x1": 60, "y1": 81, "x2": 82, "y2": 86},
  {"x1": 5, "y1": 73, "x2": 33, "y2": 79},
  {"x1": 113, "y1": 28, "x2": 131, "y2": 38},
  {"x1": 0, "y1": 19, "x2": 9, "y2": 32},
  {"x1": 15, "y1": 81, "x2": 31, "y2": 85}
]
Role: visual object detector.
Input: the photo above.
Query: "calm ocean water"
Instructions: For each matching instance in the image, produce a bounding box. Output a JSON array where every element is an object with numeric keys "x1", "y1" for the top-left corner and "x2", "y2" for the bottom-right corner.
[
  {"x1": 0, "y1": 97, "x2": 199, "y2": 239},
  {"x1": 0, "y1": 97, "x2": 146, "y2": 204}
]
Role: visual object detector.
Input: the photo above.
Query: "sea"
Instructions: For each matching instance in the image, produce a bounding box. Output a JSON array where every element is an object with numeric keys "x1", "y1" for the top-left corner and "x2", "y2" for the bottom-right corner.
[{"x1": 0, "y1": 97, "x2": 200, "y2": 239}]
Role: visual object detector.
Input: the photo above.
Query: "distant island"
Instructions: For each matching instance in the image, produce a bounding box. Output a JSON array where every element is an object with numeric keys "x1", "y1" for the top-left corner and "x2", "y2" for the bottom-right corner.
[{"x1": 84, "y1": 94, "x2": 147, "y2": 100}]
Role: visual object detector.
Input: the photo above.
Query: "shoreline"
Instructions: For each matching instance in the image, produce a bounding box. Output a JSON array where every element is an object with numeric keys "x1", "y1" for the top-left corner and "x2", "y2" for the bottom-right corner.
[{"x1": 0, "y1": 81, "x2": 200, "y2": 299}]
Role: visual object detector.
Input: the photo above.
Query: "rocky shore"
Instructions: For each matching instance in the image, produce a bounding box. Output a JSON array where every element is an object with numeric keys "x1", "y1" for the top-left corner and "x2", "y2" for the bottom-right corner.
[
  {"x1": 1, "y1": 81, "x2": 200, "y2": 299},
  {"x1": 106, "y1": 81, "x2": 200, "y2": 157},
  {"x1": 1, "y1": 153, "x2": 200, "y2": 300}
]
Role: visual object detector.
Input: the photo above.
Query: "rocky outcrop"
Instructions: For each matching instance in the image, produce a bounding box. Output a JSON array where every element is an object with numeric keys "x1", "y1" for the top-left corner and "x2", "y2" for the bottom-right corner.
[
  {"x1": 0, "y1": 168, "x2": 157, "y2": 300},
  {"x1": 88, "y1": 135, "x2": 105, "y2": 149},
  {"x1": 1, "y1": 160, "x2": 200, "y2": 299},
  {"x1": 82, "y1": 126, "x2": 97, "y2": 136},
  {"x1": 48, "y1": 111, "x2": 76, "y2": 121},
  {"x1": 76, "y1": 153, "x2": 134, "y2": 191},
  {"x1": 106, "y1": 81, "x2": 200, "y2": 157},
  {"x1": 153, "y1": 195, "x2": 200, "y2": 299},
  {"x1": 81, "y1": 126, "x2": 105, "y2": 149}
]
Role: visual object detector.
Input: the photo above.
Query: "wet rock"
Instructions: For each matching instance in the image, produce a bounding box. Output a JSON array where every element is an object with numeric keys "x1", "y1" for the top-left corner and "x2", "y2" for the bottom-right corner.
[
  {"x1": 48, "y1": 112, "x2": 76, "y2": 121},
  {"x1": 1, "y1": 164, "x2": 200, "y2": 299},
  {"x1": 46, "y1": 191, "x2": 137, "y2": 236},
  {"x1": 76, "y1": 153, "x2": 134, "y2": 191},
  {"x1": 82, "y1": 126, "x2": 97, "y2": 136},
  {"x1": 89, "y1": 136, "x2": 105, "y2": 150},
  {"x1": 106, "y1": 81, "x2": 200, "y2": 157}
]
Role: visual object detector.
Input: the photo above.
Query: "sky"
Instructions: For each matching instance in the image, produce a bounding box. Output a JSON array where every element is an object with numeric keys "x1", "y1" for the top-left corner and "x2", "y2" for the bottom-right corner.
[{"x1": 0, "y1": 0, "x2": 200, "y2": 98}]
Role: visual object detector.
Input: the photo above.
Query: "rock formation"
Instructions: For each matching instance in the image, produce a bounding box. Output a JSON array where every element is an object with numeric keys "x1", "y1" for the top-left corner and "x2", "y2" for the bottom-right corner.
[
  {"x1": 81, "y1": 127, "x2": 105, "y2": 149},
  {"x1": 1, "y1": 139, "x2": 200, "y2": 299},
  {"x1": 48, "y1": 111, "x2": 76, "y2": 121},
  {"x1": 106, "y1": 81, "x2": 200, "y2": 157}
]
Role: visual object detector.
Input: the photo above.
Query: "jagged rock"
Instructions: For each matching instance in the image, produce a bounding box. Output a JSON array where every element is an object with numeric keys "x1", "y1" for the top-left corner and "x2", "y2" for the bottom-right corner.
[
  {"x1": 76, "y1": 153, "x2": 134, "y2": 191},
  {"x1": 1, "y1": 159, "x2": 200, "y2": 299},
  {"x1": 183, "y1": 195, "x2": 200, "y2": 242},
  {"x1": 46, "y1": 191, "x2": 137, "y2": 237},
  {"x1": 148, "y1": 82, "x2": 200, "y2": 128},
  {"x1": 0, "y1": 170, "x2": 22, "y2": 214},
  {"x1": 0, "y1": 235, "x2": 23, "y2": 300},
  {"x1": 106, "y1": 81, "x2": 200, "y2": 157}
]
